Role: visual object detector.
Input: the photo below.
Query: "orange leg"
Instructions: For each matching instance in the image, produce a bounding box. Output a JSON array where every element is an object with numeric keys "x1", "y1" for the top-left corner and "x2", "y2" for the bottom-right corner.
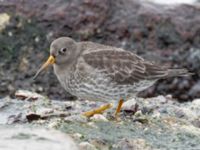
[
  {"x1": 114, "y1": 99, "x2": 124, "y2": 118},
  {"x1": 83, "y1": 103, "x2": 113, "y2": 117}
]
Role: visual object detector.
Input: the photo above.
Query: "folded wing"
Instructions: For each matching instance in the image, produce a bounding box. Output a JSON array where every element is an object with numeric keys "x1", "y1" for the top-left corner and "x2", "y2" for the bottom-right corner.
[{"x1": 83, "y1": 50, "x2": 168, "y2": 85}]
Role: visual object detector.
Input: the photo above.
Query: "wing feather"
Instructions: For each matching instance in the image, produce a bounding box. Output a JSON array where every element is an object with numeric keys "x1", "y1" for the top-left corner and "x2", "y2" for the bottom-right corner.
[{"x1": 83, "y1": 50, "x2": 167, "y2": 85}]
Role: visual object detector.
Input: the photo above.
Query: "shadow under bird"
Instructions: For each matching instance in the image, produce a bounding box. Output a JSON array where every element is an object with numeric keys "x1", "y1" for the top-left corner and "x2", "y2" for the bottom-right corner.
[{"x1": 33, "y1": 37, "x2": 190, "y2": 117}]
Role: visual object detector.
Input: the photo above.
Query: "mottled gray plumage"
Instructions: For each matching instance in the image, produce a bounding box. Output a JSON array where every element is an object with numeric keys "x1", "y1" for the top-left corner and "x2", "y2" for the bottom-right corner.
[{"x1": 45, "y1": 37, "x2": 189, "y2": 101}]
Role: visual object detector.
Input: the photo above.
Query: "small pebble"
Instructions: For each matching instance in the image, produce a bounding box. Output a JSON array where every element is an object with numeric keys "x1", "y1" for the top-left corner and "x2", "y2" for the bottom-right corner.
[
  {"x1": 15, "y1": 90, "x2": 44, "y2": 101},
  {"x1": 113, "y1": 138, "x2": 152, "y2": 150},
  {"x1": 87, "y1": 122, "x2": 98, "y2": 128},
  {"x1": 134, "y1": 110, "x2": 143, "y2": 117},
  {"x1": 90, "y1": 114, "x2": 108, "y2": 122},
  {"x1": 72, "y1": 133, "x2": 83, "y2": 140},
  {"x1": 36, "y1": 108, "x2": 54, "y2": 115},
  {"x1": 79, "y1": 142, "x2": 97, "y2": 150},
  {"x1": 48, "y1": 119, "x2": 61, "y2": 128},
  {"x1": 152, "y1": 112, "x2": 161, "y2": 119},
  {"x1": 122, "y1": 99, "x2": 138, "y2": 112}
]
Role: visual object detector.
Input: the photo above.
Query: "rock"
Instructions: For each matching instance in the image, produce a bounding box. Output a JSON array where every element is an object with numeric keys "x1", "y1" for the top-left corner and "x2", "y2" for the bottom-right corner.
[
  {"x1": 113, "y1": 138, "x2": 152, "y2": 150},
  {"x1": 122, "y1": 99, "x2": 138, "y2": 113},
  {"x1": 36, "y1": 108, "x2": 54, "y2": 115},
  {"x1": 134, "y1": 110, "x2": 143, "y2": 117},
  {"x1": 64, "y1": 114, "x2": 88, "y2": 123},
  {"x1": 190, "y1": 99, "x2": 200, "y2": 109},
  {"x1": 63, "y1": 101, "x2": 74, "y2": 110},
  {"x1": 155, "y1": 95, "x2": 168, "y2": 104},
  {"x1": 72, "y1": 133, "x2": 83, "y2": 140},
  {"x1": 186, "y1": 48, "x2": 200, "y2": 75},
  {"x1": 173, "y1": 108, "x2": 186, "y2": 118},
  {"x1": 15, "y1": 90, "x2": 45, "y2": 101},
  {"x1": 87, "y1": 122, "x2": 98, "y2": 128},
  {"x1": 180, "y1": 124, "x2": 200, "y2": 135},
  {"x1": 1, "y1": 96, "x2": 200, "y2": 149},
  {"x1": 0, "y1": 13, "x2": 10, "y2": 31},
  {"x1": 133, "y1": 115, "x2": 149, "y2": 124},
  {"x1": 26, "y1": 113, "x2": 42, "y2": 122},
  {"x1": 184, "y1": 99, "x2": 200, "y2": 119},
  {"x1": 165, "y1": 94, "x2": 173, "y2": 101},
  {"x1": 0, "y1": 97, "x2": 71, "y2": 124},
  {"x1": 141, "y1": 106, "x2": 154, "y2": 114},
  {"x1": 79, "y1": 142, "x2": 97, "y2": 150},
  {"x1": 48, "y1": 119, "x2": 62, "y2": 128},
  {"x1": 0, "y1": 126, "x2": 78, "y2": 150},
  {"x1": 189, "y1": 81, "x2": 200, "y2": 98},
  {"x1": 89, "y1": 139, "x2": 110, "y2": 150},
  {"x1": 90, "y1": 114, "x2": 108, "y2": 122},
  {"x1": 7, "y1": 113, "x2": 26, "y2": 124},
  {"x1": 151, "y1": 112, "x2": 161, "y2": 119},
  {"x1": 191, "y1": 119, "x2": 200, "y2": 128}
]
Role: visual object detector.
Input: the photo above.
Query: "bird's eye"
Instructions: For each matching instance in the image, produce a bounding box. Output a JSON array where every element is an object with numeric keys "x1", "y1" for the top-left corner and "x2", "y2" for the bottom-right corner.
[{"x1": 59, "y1": 48, "x2": 67, "y2": 55}]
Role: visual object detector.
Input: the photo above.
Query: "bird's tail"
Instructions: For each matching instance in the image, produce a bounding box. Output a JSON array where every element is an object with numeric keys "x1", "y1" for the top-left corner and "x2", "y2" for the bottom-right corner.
[{"x1": 166, "y1": 69, "x2": 192, "y2": 78}]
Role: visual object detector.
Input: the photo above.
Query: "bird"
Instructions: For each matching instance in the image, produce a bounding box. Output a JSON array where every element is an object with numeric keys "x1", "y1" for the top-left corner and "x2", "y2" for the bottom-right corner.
[{"x1": 33, "y1": 37, "x2": 190, "y2": 118}]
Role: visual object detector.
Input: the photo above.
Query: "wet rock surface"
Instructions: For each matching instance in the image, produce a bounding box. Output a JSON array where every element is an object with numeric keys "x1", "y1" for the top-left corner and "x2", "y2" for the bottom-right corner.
[
  {"x1": 0, "y1": 126, "x2": 78, "y2": 150},
  {"x1": 0, "y1": 0, "x2": 199, "y2": 100},
  {"x1": 1, "y1": 91, "x2": 200, "y2": 149}
]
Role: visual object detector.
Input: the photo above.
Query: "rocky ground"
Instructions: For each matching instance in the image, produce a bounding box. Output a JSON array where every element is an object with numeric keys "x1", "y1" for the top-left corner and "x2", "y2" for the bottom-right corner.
[{"x1": 1, "y1": 90, "x2": 200, "y2": 150}]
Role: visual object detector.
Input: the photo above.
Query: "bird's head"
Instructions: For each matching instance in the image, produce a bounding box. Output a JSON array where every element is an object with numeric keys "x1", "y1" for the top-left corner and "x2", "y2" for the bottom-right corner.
[{"x1": 33, "y1": 37, "x2": 77, "y2": 79}]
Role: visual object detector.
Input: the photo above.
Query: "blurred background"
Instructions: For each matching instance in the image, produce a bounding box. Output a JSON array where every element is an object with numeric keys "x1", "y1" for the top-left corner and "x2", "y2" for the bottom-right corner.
[{"x1": 0, "y1": 0, "x2": 200, "y2": 101}]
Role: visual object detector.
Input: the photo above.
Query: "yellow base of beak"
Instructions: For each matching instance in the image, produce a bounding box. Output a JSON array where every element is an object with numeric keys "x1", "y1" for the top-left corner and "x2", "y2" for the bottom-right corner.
[{"x1": 33, "y1": 55, "x2": 55, "y2": 80}]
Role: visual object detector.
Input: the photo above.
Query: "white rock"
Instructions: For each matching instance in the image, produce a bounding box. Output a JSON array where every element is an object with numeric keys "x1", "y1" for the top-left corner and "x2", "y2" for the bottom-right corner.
[
  {"x1": 87, "y1": 122, "x2": 98, "y2": 128},
  {"x1": 79, "y1": 142, "x2": 97, "y2": 150},
  {"x1": 72, "y1": 133, "x2": 83, "y2": 139},
  {"x1": 191, "y1": 99, "x2": 200, "y2": 107},
  {"x1": 166, "y1": 94, "x2": 173, "y2": 100},
  {"x1": 180, "y1": 108, "x2": 196, "y2": 119},
  {"x1": 155, "y1": 95, "x2": 167, "y2": 103},
  {"x1": 90, "y1": 114, "x2": 108, "y2": 122},
  {"x1": 113, "y1": 138, "x2": 152, "y2": 150},
  {"x1": 122, "y1": 99, "x2": 137, "y2": 112},
  {"x1": 180, "y1": 125, "x2": 200, "y2": 135},
  {"x1": 134, "y1": 110, "x2": 143, "y2": 117},
  {"x1": 152, "y1": 112, "x2": 161, "y2": 119},
  {"x1": 36, "y1": 108, "x2": 54, "y2": 115},
  {"x1": 0, "y1": 13, "x2": 10, "y2": 31},
  {"x1": 48, "y1": 119, "x2": 61, "y2": 128},
  {"x1": 15, "y1": 90, "x2": 45, "y2": 100},
  {"x1": 0, "y1": 126, "x2": 78, "y2": 150}
]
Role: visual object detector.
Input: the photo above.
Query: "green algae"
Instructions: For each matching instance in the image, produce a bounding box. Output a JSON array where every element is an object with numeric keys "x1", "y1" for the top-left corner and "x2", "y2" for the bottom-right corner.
[{"x1": 59, "y1": 117, "x2": 200, "y2": 150}]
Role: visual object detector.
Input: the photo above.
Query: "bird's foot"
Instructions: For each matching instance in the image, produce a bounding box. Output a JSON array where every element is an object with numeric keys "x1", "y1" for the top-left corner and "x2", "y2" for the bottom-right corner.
[
  {"x1": 83, "y1": 103, "x2": 113, "y2": 117},
  {"x1": 114, "y1": 99, "x2": 124, "y2": 121}
]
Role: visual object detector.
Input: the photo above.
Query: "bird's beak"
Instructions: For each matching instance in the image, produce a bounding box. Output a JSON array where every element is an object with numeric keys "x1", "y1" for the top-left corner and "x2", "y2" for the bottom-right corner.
[{"x1": 33, "y1": 55, "x2": 55, "y2": 80}]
